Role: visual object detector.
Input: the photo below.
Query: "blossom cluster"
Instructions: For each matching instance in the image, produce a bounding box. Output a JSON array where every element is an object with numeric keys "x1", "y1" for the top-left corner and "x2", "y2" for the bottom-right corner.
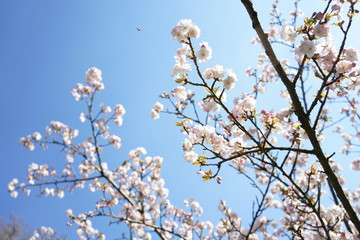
[
  {"x1": 171, "y1": 19, "x2": 200, "y2": 41},
  {"x1": 170, "y1": 20, "x2": 212, "y2": 79},
  {"x1": 150, "y1": 102, "x2": 164, "y2": 120},
  {"x1": 10, "y1": 0, "x2": 360, "y2": 239},
  {"x1": 71, "y1": 67, "x2": 104, "y2": 101},
  {"x1": 154, "y1": 1, "x2": 360, "y2": 238},
  {"x1": 13, "y1": 68, "x2": 285, "y2": 239},
  {"x1": 29, "y1": 226, "x2": 66, "y2": 240}
]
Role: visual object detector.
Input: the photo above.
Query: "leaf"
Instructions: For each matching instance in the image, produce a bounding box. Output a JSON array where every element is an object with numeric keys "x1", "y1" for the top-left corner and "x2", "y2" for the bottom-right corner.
[
  {"x1": 212, "y1": 86, "x2": 220, "y2": 93},
  {"x1": 333, "y1": 20, "x2": 345, "y2": 27},
  {"x1": 204, "y1": 87, "x2": 212, "y2": 94},
  {"x1": 175, "y1": 121, "x2": 185, "y2": 127},
  {"x1": 304, "y1": 17, "x2": 317, "y2": 27},
  {"x1": 311, "y1": 164, "x2": 317, "y2": 173},
  {"x1": 193, "y1": 155, "x2": 207, "y2": 165},
  {"x1": 175, "y1": 78, "x2": 184, "y2": 84},
  {"x1": 202, "y1": 169, "x2": 212, "y2": 181},
  {"x1": 204, "y1": 86, "x2": 220, "y2": 95},
  {"x1": 314, "y1": 70, "x2": 324, "y2": 80},
  {"x1": 324, "y1": 12, "x2": 336, "y2": 22},
  {"x1": 202, "y1": 95, "x2": 212, "y2": 101}
]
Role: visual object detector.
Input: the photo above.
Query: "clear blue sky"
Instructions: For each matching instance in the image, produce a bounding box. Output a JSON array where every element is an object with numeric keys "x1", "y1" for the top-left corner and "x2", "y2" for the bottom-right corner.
[{"x1": 0, "y1": 0, "x2": 358, "y2": 239}]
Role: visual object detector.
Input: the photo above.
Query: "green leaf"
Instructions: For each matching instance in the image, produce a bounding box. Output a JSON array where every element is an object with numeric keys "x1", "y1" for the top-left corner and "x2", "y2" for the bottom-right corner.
[
  {"x1": 175, "y1": 78, "x2": 184, "y2": 84},
  {"x1": 193, "y1": 155, "x2": 207, "y2": 165},
  {"x1": 175, "y1": 121, "x2": 185, "y2": 127},
  {"x1": 202, "y1": 169, "x2": 212, "y2": 181}
]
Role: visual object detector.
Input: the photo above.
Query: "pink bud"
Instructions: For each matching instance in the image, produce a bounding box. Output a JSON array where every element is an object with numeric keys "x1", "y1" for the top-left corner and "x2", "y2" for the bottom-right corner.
[
  {"x1": 332, "y1": 4, "x2": 341, "y2": 11},
  {"x1": 316, "y1": 12, "x2": 324, "y2": 20}
]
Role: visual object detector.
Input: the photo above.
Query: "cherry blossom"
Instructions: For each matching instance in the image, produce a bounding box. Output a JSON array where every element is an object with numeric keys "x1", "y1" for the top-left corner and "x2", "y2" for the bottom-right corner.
[
  {"x1": 313, "y1": 23, "x2": 330, "y2": 38},
  {"x1": 196, "y1": 42, "x2": 213, "y2": 63},
  {"x1": 171, "y1": 19, "x2": 201, "y2": 41},
  {"x1": 10, "y1": 0, "x2": 360, "y2": 239},
  {"x1": 172, "y1": 86, "x2": 188, "y2": 102},
  {"x1": 151, "y1": 102, "x2": 164, "y2": 120},
  {"x1": 280, "y1": 23, "x2": 296, "y2": 44},
  {"x1": 295, "y1": 39, "x2": 320, "y2": 58}
]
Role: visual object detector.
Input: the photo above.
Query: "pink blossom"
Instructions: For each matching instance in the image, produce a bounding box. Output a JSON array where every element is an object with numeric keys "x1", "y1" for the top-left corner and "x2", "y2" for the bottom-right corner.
[
  {"x1": 65, "y1": 209, "x2": 73, "y2": 217},
  {"x1": 223, "y1": 69, "x2": 237, "y2": 90},
  {"x1": 171, "y1": 19, "x2": 200, "y2": 40},
  {"x1": 188, "y1": 24, "x2": 201, "y2": 39},
  {"x1": 151, "y1": 109, "x2": 160, "y2": 120},
  {"x1": 232, "y1": 94, "x2": 257, "y2": 118},
  {"x1": 344, "y1": 47, "x2": 359, "y2": 62},
  {"x1": 336, "y1": 60, "x2": 354, "y2": 74},
  {"x1": 313, "y1": 24, "x2": 330, "y2": 38},
  {"x1": 114, "y1": 104, "x2": 126, "y2": 116},
  {"x1": 171, "y1": 55, "x2": 191, "y2": 78},
  {"x1": 295, "y1": 39, "x2": 320, "y2": 58},
  {"x1": 184, "y1": 151, "x2": 198, "y2": 163},
  {"x1": 151, "y1": 102, "x2": 164, "y2": 120},
  {"x1": 19, "y1": 136, "x2": 35, "y2": 151},
  {"x1": 85, "y1": 67, "x2": 104, "y2": 90},
  {"x1": 114, "y1": 116, "x2": 123, "y2": 126},
  {"x1": 86, "y1": 67, "x2": 102, "y2": 84},
  {"x1": 32, "y1": 132, "x2": 42, "y2": 140},
  {"x1": 182, "y1": 138, "x2": 193, "y2": 151},
  {"x1": 102, "y1": 106, "x2": 111, "y2": 114},
  {"x1": 79, "y1": 113, "x2": 86, "y2": 123},
  {"x1": 109, "y1": 135, "x2": 121, "y2": 149},
  {"x1": 153, "y1": 102, "x2": 164, "y2": 112},
  {"x1": 350, "y1": 158, "x2": 360, "y2": 170},
  {"x1": 199, "y1": 97, "x2": 222, "y2": 112},
  {"x1": 280, "y1": 23, "x2": 296, "y2": 44},
  {"x1": 196, "y1": 42, "x2": 212, "y2": 63},
  {"x1": 211, "y1": 65, "x2": 225, "y2": 79},
  {"x1": 203, "y1": 65, "x2": 225, "y2": 80},
  {"x1": 203, "y1": 68, "x2": 214, "y2": 79},
  {"x1": 10, "y1": 191, "x2": 18, "y2": 198},
  {"x1": 173, "y1": 86, "x2": 187, "y2": 102}
]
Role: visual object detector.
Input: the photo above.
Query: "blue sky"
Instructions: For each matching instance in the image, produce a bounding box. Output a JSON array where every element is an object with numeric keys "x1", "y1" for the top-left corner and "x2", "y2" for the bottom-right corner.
[{"x1": 1, "y1": 0, "x2": 359, "y2": 239}]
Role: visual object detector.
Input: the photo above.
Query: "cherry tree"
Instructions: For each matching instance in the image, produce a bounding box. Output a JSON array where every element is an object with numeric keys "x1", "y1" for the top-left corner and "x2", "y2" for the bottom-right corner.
[
  {"x1": 0, "y1": 215, "x2": 31, "y2": 240},
  {"x1": 8, "y1": 0, "x2": 360, "y2": 239}
]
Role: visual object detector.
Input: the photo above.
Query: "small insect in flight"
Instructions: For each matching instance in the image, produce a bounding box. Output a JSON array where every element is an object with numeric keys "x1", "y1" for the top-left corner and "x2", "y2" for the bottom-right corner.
[{"x1": 136, "y1": 27, "x2": 142, "y2": 31}]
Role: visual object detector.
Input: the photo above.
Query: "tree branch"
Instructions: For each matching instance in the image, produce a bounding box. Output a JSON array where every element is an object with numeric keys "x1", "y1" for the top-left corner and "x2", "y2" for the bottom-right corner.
[{"x1": 240, "y1": 0, "x2": 360, "y2": 234}]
